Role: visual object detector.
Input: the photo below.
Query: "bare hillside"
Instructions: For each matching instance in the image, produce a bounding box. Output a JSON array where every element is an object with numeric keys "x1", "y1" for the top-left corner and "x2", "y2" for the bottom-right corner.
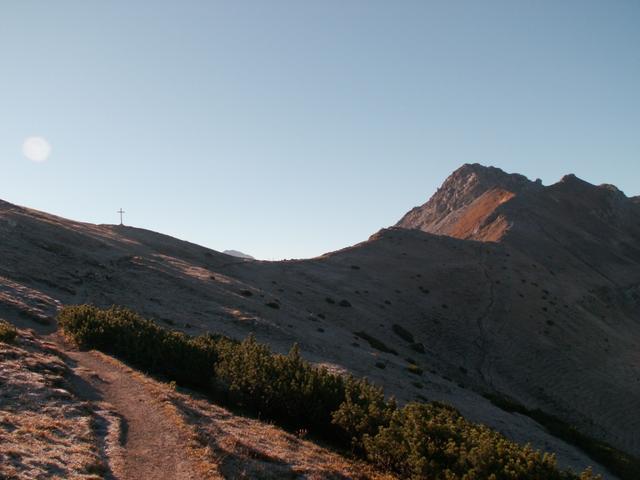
[
  {"x1": 0, "y1": 327, "x2": 114, "y2": 479},
  {"x1": 1, "y1": 165, "x2": 638, "y2": 478}
]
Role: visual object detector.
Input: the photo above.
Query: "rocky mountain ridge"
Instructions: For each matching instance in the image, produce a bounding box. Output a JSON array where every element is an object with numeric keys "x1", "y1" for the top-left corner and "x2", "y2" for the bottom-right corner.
[{"x1": 397, "y1": 164, "x2": 640, "y2": 247}]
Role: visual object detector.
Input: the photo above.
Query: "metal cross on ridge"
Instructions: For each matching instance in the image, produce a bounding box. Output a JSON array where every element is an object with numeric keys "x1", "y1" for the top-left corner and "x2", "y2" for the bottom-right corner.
[{"x1": 117, "y1": 208, "x2": 125, "y2": 226}]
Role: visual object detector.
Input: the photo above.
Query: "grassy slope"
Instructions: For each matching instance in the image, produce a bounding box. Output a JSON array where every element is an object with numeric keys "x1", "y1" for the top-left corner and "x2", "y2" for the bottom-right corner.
[{"x1": 0, "y1": 327, "x2": 110, "y2": 479}]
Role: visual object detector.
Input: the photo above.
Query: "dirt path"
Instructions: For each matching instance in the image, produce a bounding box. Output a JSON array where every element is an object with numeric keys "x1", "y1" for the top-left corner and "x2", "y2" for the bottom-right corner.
[{"x1": 49, "y1": 334, "x2": 207, "y2": 480}]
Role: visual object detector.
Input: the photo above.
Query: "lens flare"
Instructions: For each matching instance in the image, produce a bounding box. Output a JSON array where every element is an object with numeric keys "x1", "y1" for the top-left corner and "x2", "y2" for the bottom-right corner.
[{"x1": 22, "y1": 136, "x2": 52, "y2": 163}]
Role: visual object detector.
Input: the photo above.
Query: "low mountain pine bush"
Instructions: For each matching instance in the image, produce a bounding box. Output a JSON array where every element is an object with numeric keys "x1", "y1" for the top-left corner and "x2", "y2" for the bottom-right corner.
[{"x1": 58, "y1": 305, "x2": 602, "y2": 480}]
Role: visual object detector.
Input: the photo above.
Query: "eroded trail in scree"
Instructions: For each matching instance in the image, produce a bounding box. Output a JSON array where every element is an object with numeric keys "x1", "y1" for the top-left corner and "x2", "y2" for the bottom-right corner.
[{"x1": 50, "y1": 334, "x2": 205, "y2": 480}]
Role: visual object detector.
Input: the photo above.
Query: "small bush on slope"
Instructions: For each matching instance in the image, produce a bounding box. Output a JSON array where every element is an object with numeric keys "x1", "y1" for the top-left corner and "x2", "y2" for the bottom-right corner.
[
  {"x1": 0, "y1": 319, "x2": 17, "y2": 343},
  {"x1": 354, "y1": 330, "x2": 398, "y2": 355},
  {"x1": 331, "y1": 379, "x2": 396, "y2": 451},
  {"x1": 391, "y1": 323, "x2": 414, "y2": 343},
  {"x1": 484, "y1": 393, "x2": 640, "y2": 480},
  {"x1": 58, "y1": 305, "x2": 600, "y2": 480}
]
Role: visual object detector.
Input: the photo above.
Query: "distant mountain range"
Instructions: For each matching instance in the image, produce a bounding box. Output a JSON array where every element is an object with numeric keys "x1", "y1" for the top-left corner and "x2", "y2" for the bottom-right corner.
[
  {"x1": 1, "y1": 164, "x2": 638, "y2": 478},
  {"x1": 222, "y1": 249, "x2": 255, "y2": 260}
]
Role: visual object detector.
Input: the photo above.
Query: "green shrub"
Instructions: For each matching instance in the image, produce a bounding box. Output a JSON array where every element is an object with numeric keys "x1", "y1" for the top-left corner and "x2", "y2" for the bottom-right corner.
[
  {"x1": 484, "y1": 393, "x2": 640, "y2": 480},
  {"x1": 0, "y1": 319, "x2": 17, "y2": 343},
  {"x1": 332, "y1": 378, "x2": 396, "y2": 451},
  {"x1": 361, "y1": 402, "x2": 589, "y2": 480},
  {"x1": 58, "y1": 305, "x2": 599, "y2": 480},
  {"x1": 214, "y1": 337, "x2": 345, "y2": 434},
  {"x1": 58, "y1": 305, "x2": 224, "y2": 390}
]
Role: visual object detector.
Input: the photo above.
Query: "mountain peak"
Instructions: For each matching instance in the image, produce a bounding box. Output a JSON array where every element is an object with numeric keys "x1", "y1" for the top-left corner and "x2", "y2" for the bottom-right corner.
[
  {"x1": 557, "y1": 173, "x2": 593, "y2": 189},
  {"x1": 447, "y1": 163, "x2": 534, "y2": 191},
  {"x1": 396, "y1": 164, "x2": 535, "y2": 240},
  {"x1": 396, "y1": 164, "x2": 639, "y2": 245}
]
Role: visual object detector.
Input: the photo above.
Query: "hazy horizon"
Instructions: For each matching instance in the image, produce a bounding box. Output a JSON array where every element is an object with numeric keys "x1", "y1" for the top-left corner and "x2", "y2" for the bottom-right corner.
[{"x1": 2, "y1": 1, "x2": 639, "y2": 259}]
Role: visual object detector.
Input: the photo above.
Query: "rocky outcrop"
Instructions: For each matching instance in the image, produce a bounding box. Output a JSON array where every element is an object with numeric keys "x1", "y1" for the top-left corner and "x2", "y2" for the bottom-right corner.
[{"x1": 396, "y1": 164, "x2": 541, "y2": 240}]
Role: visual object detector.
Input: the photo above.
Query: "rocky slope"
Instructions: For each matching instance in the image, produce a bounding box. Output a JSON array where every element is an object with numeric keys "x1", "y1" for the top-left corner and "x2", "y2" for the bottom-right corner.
[
  {"x1": 1, "y1": 165, "x2": 638, "y2": 478},
  {"x1": 396, "y1": 164, "x2": 541, "y2": 241},
  {"x1": 394, "y1": 164, "x2": 640, "y2": 457}
]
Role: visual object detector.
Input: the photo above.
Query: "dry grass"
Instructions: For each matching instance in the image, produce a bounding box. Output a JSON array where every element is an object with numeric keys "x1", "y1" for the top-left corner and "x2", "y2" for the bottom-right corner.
[
  {"x1": 0, "y1": 329, "x2": 108, "y2": 480},
  {"x1": 88, "y1": 350, "x2": 221, "y2": 479},
  {"x1": 168, "y1": 391, "x2": 397, "y2": 480}
]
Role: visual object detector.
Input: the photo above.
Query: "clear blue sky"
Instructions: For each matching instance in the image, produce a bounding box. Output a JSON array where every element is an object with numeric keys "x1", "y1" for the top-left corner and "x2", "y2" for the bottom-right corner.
[{"x1": 1, "y1": 1, "x2": 638, "y2": 259}]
